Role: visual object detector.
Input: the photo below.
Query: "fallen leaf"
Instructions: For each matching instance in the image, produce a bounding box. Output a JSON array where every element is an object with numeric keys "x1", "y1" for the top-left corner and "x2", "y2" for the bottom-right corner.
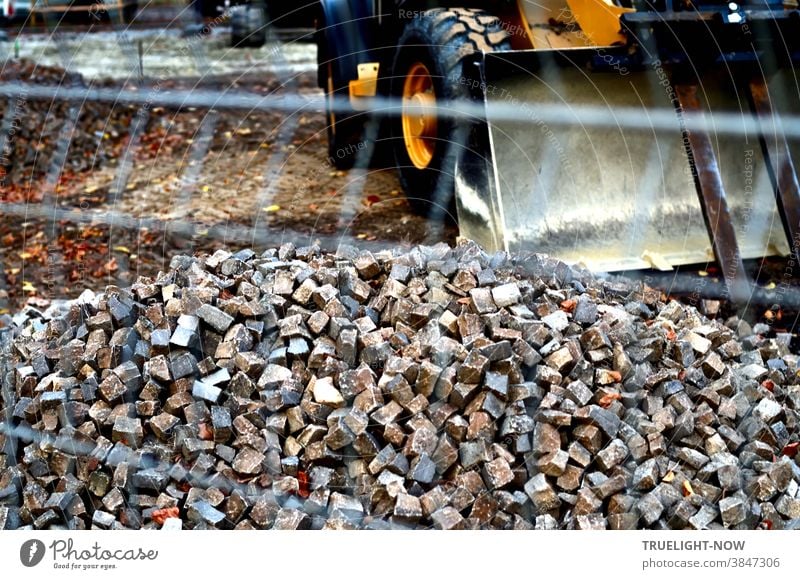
[
  {"x1": 682, "y1": 480, "x2": 694, "y2": 496},
  {"x1": 665, "y1": 328, "x2": 676, "y2": 341},
  {"x1": 198, "y1": 423, "x2": 214, "y2": 441},
  {"x1": 297, "y1": 471, "x2": 310, "y2": 499},
  {"x1": 112, "y1": 245, "x2": 130, "y2": 254},
  {"x1": 663, "y1": 471, "x2": 675, "y2": 483},
  {"x1": 560, "y1": 299, "x2": 576, "y2": 313},
  {"x1": 365, "y1": 195, "x2": 381, "y2": 207},
  {"x1": 782, "y1": 442, "x2": 799, "y2": 458},
  {"x1": 263, "y1": 204, "x2": 281, "y2": 213},
  {"x1": 598, "y1": 391, "x2": 622, "y2": 408},
  {"x1": 151, "y1": 507, "x2": 180, "y2": 526}
]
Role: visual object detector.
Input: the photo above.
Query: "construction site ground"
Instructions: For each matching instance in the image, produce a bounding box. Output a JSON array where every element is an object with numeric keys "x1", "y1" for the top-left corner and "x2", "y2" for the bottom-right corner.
[{"x1": 0, "y1": 26, "x2": 456, "y2": 312}]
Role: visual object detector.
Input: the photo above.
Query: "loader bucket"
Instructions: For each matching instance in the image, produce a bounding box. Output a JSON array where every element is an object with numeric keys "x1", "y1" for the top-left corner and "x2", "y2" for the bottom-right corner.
[{"x1": 455, "y1": 48, "x2": 798, "y2": 275}]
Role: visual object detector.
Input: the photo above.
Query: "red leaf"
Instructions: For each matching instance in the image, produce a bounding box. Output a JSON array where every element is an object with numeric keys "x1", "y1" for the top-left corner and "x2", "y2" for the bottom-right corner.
[
  {"x1": 297, "y1": 471, "x2": 310, "y2": 498},
  {"x1": 782, "y1": 442, "x2": 799, "y2": 458}
]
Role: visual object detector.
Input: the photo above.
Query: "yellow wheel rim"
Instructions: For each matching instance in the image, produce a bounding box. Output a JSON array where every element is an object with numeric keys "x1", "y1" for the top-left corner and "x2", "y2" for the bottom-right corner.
[{"x1": 402, "y1": 62, "x2": 437, "y2": 169}]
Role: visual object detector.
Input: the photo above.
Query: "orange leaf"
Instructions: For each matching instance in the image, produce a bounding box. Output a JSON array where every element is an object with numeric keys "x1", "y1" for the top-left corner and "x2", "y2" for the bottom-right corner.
[
  {"x1": 682, "y1": 480, "x2": 694, "y2": 496},
  {"x1": 665, "y1": 328, "x2": 676, "y2": 341},
  {"x1": 598, "y1": 391, "x2": 622, "y2": 408},
  {"x1": 151, "y1": 507, "x2": 180, "y2": 525},
  {"x1": 198, "y1": 423, "x2": 214, "y2": 441},
  {"x1": 560, "y1": 299, "x2": 576, "y2": 313},
  {"x1": 762, "y1": 380, "x2": 775, "y2": 392}
]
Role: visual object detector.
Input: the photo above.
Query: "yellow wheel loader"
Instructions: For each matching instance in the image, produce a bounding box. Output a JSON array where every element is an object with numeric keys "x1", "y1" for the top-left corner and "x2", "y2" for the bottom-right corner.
[{"x1": 316, "y1": 1, "x2": 800, "y2": 300}]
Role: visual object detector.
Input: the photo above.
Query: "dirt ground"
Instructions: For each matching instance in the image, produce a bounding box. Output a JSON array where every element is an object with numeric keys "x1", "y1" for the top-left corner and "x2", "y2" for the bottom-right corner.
[{"x1": 0, "y1": 28, "x2": 456, "y2": 310}]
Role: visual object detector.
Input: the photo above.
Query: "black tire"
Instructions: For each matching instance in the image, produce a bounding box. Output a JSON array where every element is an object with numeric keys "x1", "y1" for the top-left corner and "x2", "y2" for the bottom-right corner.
[
  {"x1": 318, "y1": 40, "x2": 368, "y2": 170},
  {"x1": 199, "y1": 0, "x2": 222, "y2": 19},
  {"x1": 122, "y1": 1, "x2": 138, "y2": 24},
  {"x1": 390, "y1": 8, "x2": 510, "y2": 218}
]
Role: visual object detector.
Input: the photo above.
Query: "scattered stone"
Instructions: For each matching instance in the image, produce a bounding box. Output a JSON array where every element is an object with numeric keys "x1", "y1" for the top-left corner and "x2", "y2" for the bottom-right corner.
[{"x1": 2, "y1": 240, "x2": 799, "y2": 531}]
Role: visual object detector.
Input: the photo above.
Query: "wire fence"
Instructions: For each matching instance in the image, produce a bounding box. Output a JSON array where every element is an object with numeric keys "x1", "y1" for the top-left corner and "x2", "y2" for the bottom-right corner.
[{"x1": 1, "y1": 2, "x2": 800, "y2": 530}]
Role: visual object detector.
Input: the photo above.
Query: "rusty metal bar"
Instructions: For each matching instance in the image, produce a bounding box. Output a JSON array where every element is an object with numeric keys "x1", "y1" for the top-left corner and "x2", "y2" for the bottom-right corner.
[
  {"x1": 674, "y1": 84, "x2": 752, "y2": 303},
  {"x1": 750, "y1": 78, "x2": 800, "y2": 262}
]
